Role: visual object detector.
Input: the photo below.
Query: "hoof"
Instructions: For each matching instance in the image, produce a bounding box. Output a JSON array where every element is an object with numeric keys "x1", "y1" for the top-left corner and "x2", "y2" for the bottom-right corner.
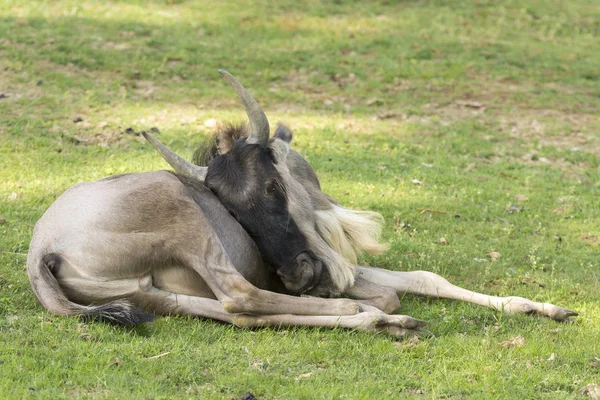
[{"x1": 553, "y1": 307, "x2": 579, "y2": 321}]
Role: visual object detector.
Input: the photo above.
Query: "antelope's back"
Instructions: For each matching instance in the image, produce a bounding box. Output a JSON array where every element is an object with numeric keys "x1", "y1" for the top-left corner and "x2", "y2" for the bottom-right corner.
[{"x1": 28, "y1": 170, "x2": 279, "y2": 292}]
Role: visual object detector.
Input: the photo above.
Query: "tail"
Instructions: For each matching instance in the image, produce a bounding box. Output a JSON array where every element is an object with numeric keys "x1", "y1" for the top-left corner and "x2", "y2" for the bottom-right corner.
[
  {"x1": 314, "y1": 205, "x2": 390, "y2": 264},
  {"x1": 27, "y1": 253, "x2": 154, "y2": 326}
]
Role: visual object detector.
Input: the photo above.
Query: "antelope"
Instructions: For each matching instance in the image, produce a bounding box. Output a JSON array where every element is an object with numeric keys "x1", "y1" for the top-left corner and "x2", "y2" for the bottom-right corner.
[{"x1": 27, "y1": 70, "x2": 577, "y2": 338}]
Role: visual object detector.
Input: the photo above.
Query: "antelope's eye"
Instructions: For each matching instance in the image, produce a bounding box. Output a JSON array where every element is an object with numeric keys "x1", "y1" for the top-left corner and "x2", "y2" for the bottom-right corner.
[{"x1": 265, "y1": 180, "x2": 277, "y2": 196}]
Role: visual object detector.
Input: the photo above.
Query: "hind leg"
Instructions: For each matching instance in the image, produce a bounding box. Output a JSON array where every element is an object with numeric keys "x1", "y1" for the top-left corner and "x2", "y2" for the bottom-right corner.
[{"x1": 357, "y1": 267, "x2": 577, "y2": 321}]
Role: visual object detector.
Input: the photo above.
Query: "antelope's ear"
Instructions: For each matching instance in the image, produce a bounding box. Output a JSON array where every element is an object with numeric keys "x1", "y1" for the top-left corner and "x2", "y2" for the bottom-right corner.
[
  {"x1": 268, "y1": 137, "x2": 290, "y2": 164},
  {"x1": 273, "y1": 124, "x2": 293, "y2": 144}
]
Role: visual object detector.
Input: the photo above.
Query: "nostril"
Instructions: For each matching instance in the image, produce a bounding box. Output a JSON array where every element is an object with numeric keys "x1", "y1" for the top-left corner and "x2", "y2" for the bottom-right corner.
[
  {"x1": 294, "y1": 252, "x2": 312, "y2": 264},
  {"x1": 298, "y1": 258, "x2": 311, "y2": 270}
]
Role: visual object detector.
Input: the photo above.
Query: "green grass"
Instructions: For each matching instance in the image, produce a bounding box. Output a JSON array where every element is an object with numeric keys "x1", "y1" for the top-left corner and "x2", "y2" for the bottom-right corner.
[{"x1": 1, "y1": 0, "x2": 599, "y2": 398}]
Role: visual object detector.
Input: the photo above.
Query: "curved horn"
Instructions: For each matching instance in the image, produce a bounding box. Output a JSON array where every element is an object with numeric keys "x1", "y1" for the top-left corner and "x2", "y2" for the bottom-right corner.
[
  {"x1": 218, "y1": 69, "x2": 270, "y2": 147},
  {"x1": 142, "y1": 131, "x2": 208, "y2": 182}
]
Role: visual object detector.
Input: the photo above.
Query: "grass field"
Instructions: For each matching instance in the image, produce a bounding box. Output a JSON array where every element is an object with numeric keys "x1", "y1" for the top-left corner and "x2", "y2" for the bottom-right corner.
[{"x1": 1, "y1": 0, "x2": 599, "y2": 398}]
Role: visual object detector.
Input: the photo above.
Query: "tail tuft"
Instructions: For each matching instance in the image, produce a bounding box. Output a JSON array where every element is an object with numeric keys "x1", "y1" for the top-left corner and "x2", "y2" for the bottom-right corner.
[{"x1": 82, "y1": 300, "x2": 155, "y2": 326}]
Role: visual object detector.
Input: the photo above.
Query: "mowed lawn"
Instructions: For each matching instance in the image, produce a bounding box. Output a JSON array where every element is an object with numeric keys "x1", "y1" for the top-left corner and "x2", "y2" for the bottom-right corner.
[{"x1": 1, "y1": 0, "x2": 599, "y2": 398}]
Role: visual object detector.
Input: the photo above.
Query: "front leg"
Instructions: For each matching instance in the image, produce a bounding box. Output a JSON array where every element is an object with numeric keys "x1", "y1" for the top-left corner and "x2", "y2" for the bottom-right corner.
[
  {"x1": 138, "y1": 280, "x2": 427, "y2": 337},
  {"x1": 357, "y1": 267, "x2": 578, "y2": 321},
  {"x1": 235, "y1": 312, "x2": 428, "y2": 337},
  {"x1": 342, "y1": 275, "x2": 401, "y2": 314},
  {"x1": 181, "y1": 235, "x2": 369, "y2": 317}
]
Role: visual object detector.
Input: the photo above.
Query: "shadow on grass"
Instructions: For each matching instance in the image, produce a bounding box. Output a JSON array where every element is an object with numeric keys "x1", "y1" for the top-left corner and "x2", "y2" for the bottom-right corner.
[{"x1": 3, "y1": 4, "x2": 599, "y2": 121}]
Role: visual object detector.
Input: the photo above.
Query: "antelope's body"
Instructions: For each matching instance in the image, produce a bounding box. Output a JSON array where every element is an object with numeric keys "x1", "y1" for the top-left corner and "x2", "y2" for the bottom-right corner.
[
  {"x1": 28, "y1": 171, "x2": 277, "y2": 323},
  {"x1": 26, "y1": 70, "x2": 576, "y2": 336}
]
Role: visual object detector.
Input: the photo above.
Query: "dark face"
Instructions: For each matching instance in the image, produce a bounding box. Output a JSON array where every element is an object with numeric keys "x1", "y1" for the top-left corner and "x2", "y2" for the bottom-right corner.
[{"x1": 205, "y1": 140, "x2": 323, "y2": 294}]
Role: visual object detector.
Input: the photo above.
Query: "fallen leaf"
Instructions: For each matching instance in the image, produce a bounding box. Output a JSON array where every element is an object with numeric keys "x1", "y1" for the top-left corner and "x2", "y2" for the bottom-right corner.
[
  {"x1": 250, "y1": 361, "x2": 266, "y2": 370},
  {"x1": 295, "y1": 372, "x2": 314, "y2": 381},
  {"x1": 590, "y1": 357, "x2": 600, "y2": 368},
  {"x1": 394, "y1": 335, "x2": 420, "y2": 349},
  {"x1": 455, "y1": 100, "x2": 485, "y2": 109},
  {"x1": 506, "y1": 204, "x2": 524, "y2": 213},
  {"x1": 438, "y1": 237, "x2": 449, "y2": 245},
  {"x1": 145, "y1": 352, "x2": 171, "y2": 360},
  {"x1": 500, "y1": 336, "x2": 525, "y2": 348},
  {"x1": 366, "y1": 97, "x2": 383, "y2": 106},
  {"x1": 515, "y1": 194, "x2": 528, "y2": 202},
  {"x1": 8, "y1": 192, "x2": 20, "y2": 201},
  {"x1": 376, "y1": 111, "x2": 403, "y2": 119},
  {"x1": 418, "y1": 208, "x2": 446, "y2": 215},
  {"x1": 579, "y1": 234, "x2": 600, "y2": 245},
  {"x1": 580, "y1": 384, "x2": 600, "y2": 400},
  {"x1": 487, "y1": 251, "x2": 501, "y2": 261},
  {"x1": 547, "y1": 353, "x2": 555, "y2": 361},
  {"x1": 79, "y1": 333, "x2": 94, "y2": 341},
  {"x1": 500, "y1": 172, "x2": 517, "y2": 179}
]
